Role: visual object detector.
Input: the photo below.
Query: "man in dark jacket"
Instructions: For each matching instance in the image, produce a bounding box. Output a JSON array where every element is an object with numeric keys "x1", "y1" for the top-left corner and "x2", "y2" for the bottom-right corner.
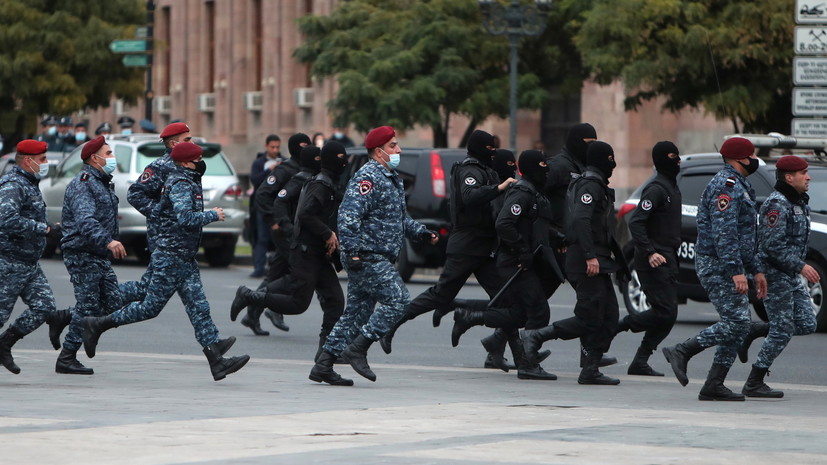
[{"x1": 248, "y1": 134, "x2": 282, "y2": 279}]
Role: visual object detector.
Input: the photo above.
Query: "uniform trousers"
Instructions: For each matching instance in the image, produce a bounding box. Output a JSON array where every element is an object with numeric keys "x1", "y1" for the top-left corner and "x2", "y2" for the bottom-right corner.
[
  {"x1": 755, "y1": 269, "x2": 816, "y2": 369},
  {"x1": 551, "y1": 272, "x2": 618, "y2": 354},
  {"x1": 625, "y1": 257, "x2": 679, "y2": 351},
  {"x1": 0, "y1": 259, "x2": 54, "y2": 334}
]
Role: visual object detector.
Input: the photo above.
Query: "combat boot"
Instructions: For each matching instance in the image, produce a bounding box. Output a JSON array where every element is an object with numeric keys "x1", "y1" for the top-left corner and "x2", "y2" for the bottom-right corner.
[
  {"x1": 215, "y1": 336, "x2": 236, "y2": 356},
  {"x1": 55, "y1": 348, "x2": 94, "y2": 375},
  {"x1": 579, "y1": 344, "x2": 617, "y2": 368},
  {"x1": 480, "y1": 328, "x2": 510, "y2": 372},
  {"x1": 82, "y1": 315, "x2": 119, "y2": 359},
  {"x1": 451, "y1": 308, "x2": 485, "y2": 347},
  {"x1": 578, "y1": 350, "x2": 620, "y2": 385},
  {"x1": 507, "y1": 332, "x2": 550, "y2": 368},
  {"x1": 230, "y1": 286, "x2": 255, "y2": 321},
  {"x1": 203, "y1": 342, "x2": 250, "y2": 381},
  {"x1": 241, "y1": 314, "x2": 270, "y2": 336},
  {"x1": 662, "y1": 337, "x2": 704, "y2": 386},
  {"x1": 379, "y1": 313, "x2": 410, "y2": 354},
  {"x1": 698, "y1": 364, "x2": 745, "y2": 401},
  {"x1": 484, "y1": 353, "x2": 516, "y2": 371},
  {"x1": 627, "y1": 346, "x2": 664, "y2": 376},
  {"x1": 343, "y1": 335, "x2": 376, "y2": 381},
  {"x1": 0, "y1": 327, "x2": 25, "y2": 374},
  {"x1": 742, "y1": 365, "x2": 784, "y2": 398},
  {"x1": 45, "y1": 308, "x2": 72, "y2": 350},
  {"x1": 509, "y1": 333, "x2": 557, "y2": 380},
  {"x1": 309, "y1": 351, "x2": 354, "y2": 386},
  {"x1": 433, "y1": 299, "x2": 466, "y2": 327},
  {"x1": 521, "y1": 325, "x2": 560, "y2": 363},
  {"x1": 738, "y1": 322, "x2": 770, "y2": 363},
  {"x1": 264, "y1": 309, "x2": 290, "y2": 332}
]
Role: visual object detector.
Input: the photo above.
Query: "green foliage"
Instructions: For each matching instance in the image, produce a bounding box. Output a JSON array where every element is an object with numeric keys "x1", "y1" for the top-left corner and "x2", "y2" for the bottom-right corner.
[
  {"x1": 294, "y1": 0, "x2": 554, "y2": 146},
  {"x1": 0, "y1": 0, "x2": 145, "y2": 127},
  {"x1": 575, "y1": 0, "x2": 794, "y2": 133}
]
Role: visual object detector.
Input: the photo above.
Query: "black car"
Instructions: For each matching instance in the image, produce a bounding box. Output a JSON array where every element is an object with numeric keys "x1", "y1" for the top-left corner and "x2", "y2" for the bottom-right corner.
[
  {"x1": 343, "y1": 147, "x2": 466, "y2": 281},
  {"x1": 616, "y1": 137, "x2": 827, "y2": 333}
]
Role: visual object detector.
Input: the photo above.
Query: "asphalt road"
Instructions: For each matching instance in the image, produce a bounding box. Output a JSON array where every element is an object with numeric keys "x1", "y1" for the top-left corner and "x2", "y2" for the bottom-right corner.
[{"x1": 12, "y1": 257, "x2": 827, "y2": 387}]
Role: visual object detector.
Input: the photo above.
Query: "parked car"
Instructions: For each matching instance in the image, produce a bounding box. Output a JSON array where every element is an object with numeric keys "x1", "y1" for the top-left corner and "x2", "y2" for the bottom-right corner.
[
  {"x1": 615, "y1": 134, "x2": 827, "y2": 332},
  {"x1": 343, "y1": 147, "x2": 467, "y2": 281},
  {"x1": 40, "y1": 134, "x2": 246, "y2": 266}
]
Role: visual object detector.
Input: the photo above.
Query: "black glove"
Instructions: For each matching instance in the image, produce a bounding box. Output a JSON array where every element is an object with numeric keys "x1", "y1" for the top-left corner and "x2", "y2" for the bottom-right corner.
[
  {"x1": 518, "y1": 250, "x2": 534, "y2": 270},
  {"x1": 46, "y1": 222, "x2": 62, "y2": 240},
  {"x1": 418, "y1": 229, "x2": 437, "y2": 243},
  {"x1": 345, "y1": 255, "x2": 363, "y2": 272}
]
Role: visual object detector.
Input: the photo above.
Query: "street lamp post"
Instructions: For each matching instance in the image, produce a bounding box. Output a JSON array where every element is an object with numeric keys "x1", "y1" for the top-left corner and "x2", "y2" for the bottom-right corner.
[{"x1": 479, "y1": 0, "x2": 552, "y2": 152}]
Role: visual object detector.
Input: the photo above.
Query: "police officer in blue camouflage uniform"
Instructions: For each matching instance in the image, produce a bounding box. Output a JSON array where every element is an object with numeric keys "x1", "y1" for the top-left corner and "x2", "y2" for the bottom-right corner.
[
  {"x1": 310, "y1": 126, "x2": 437, "y2": 385},
  {"x1": 54, "y1": 136, "x2": 146, "y2": 375},
  {"x1": 82, "y1": 142, "x2": 249, "y2": 381},
  {"x1": 736, "y1": 155, "x2": 817, "y2": 398},
  {"x1": 0, "y1": 140, "x2": 61, "y2": 374},
  {"x1": 662, "y1": 136, "x2": 768, "y2": 401}
]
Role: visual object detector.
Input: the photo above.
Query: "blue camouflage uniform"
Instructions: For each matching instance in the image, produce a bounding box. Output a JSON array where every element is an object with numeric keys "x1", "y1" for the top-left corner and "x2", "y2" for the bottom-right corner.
[
  {"x1": 694, "y1": 164, "x2": 763, "y2": 366},
  {"x1": 60, "y1": 165, "x2": 145, "y2": 352},
  {"x1": 127, "y1": 149, "x2": 175, "y2": 252},
  {"x1": 108, "y1": 165, "x2": 221, "y2": 347},
  {"x1": 323, "y1": 159, "x2": 428, "y2": 355},
  {"x1": 754, "y1": 187, "x2": 816, "y2": 369},
  {"x1": 0, "y1": 166, "x2": 55, "y2": 333}
]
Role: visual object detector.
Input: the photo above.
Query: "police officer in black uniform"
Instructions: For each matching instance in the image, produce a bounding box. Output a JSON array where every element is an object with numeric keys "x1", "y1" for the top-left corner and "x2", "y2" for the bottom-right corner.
[
  {"x1": 377, "y1": 130, "x2": 515, "y2": 355},
  {"x1": 523, "y1": 141, "x2": 629, "y2": 385},
  {"x1": 616, "y1": 141, "x2": 682, "y2": 376}
]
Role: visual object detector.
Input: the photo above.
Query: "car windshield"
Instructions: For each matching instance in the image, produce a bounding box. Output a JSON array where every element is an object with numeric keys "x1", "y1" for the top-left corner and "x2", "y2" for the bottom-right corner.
[{"x1": 136, "y1": 143, "x2": 233, "y2": 175}]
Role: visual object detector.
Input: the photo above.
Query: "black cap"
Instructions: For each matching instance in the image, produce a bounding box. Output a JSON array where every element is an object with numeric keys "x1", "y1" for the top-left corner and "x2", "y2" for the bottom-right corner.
[
  {"x1": 58, "y1": 116, "x2": 73, "y2": 126},
  {"x1": 117, "y1": 116, "x2": 135, "y2": 128},
  {"x1": 95, "y1": 122, "x2": 113, "y2": 135}
]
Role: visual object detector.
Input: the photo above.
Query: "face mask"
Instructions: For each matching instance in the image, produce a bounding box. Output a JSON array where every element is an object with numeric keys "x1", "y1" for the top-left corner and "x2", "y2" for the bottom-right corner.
[
  {"x1": 738, "y1": 157, "x2": 759, "y2": 175},
  {"x1": 382, "y1": 149, "x2": 400, "y2": 169},
  {"x1": 30, "y1": 158, "x2": 49, "y2": 179},
  {"x1": 193, "y1": 160, "x2": 207, "y2": 176},
  {"x1": 121, "y1": 129, "x2": 132, "y2": 135},
  {"x1": 47, "y1": 127, "x2": 57, "y2": 136},
  {"x1": 74, "y1": 132, "x2": 87, "y2": 142},
  {"x1": 97, "y1": 156, "x2": 117, "y2": 174},
  {"x1": 333, "y1": 131, "x2": 344, "y2": 139}
]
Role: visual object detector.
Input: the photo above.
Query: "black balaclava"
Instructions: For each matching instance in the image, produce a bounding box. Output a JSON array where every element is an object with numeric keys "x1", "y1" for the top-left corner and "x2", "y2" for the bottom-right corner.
[
  {"x1": 565, "y1": 123, "x2": 597, "y2": 166},
  {"x1": 518, "y1": 149, "x2": 549, "y2": 189},
  {"x1": 467, "y1": 129, "x2": 496, "y2": 167},
  {"x1": 320, "y1": 140, "x2": 348, "y2": 176},
  {"x1": 299, "y1": 145, "x2": 321, "y2": 175},
  {"x1": 288, "y1": 133, "x2": 311, "y2": 159},
  {"x1": 493, "y1": 149, "x2": 516, "y2": 182},
  {"x1": 652, "y1": 141, "x2": 680, "y2": 178},
  {"x1": 586, "y1": 141, "x2": 616, "y2": 179}
]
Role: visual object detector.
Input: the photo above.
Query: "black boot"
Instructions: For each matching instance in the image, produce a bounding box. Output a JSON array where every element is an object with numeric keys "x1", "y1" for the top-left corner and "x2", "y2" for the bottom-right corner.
[
  {"x1": 698, "y1": 364, "x2": 745, "y2": 401},
  {"x1": 433, "y1": 299, "x2": 465, "y2": 327},
  {"x1": 264, "y1": 309, "x2": 290, "y2": 332},
  {"x1": 578, "y1": 350, "x2": 620, "y2": 385},
  {"x1": 742, "y1": 365, "x2": 784, "y2": 398},
  {"x1": 343, "y1": 334, "x2": 377, "y2": 381},
  {"x1": 309, "y1": 351, "x2": 354, "y2": 386},
  {"x1": 55, "y1": 348, "x2": 94, "y2": 375},
  {"x1": 241, "y1": 314, "x2": 270, "y2": 336},
  {"x1": 451, "y1": 308, "x2": 485, "y2": 347},
  {"x1": 521, "y1": 325, "x2": 559, "y2": 364},
  {"x1": 509, "y1": 333, "x2": 557, "y2": 380},
  {"x1": 628, "y1": 346, "x2": 664, "y2": 376},
  {"x1": 738, "y1": 322, "x2": 770, "y2": 363},
  {"x1": 480, "y1": 329, "x2": 510, "y2": 372},
  {"x1": 484, "y1": 353, "x2": 516, "y2": 370},
  {"x1": 507, "y1": 332, "x2": 550, "y2": 367},
  {"x1": 203, "y1": 342, "x2": 250, "y2": 381},
  {"x1": 579, "y1": 344, "x2": 617, "y2": 368},
  {"x1": 45, "y1": 309, "x2": 72, "y2": 350},
  {"x1": 230, "y1": 286, "x2": 254, "y2": 321},
  {"x1": 517, "y1": 363, "x2": 558, "y2": 380},
  {"x1": 379, "y1": 313, "x2": 409, "y2": 354},
  {"x1": 0, "y1": 327, "x2": 24, "y2": 374},
  {"x1": 662, "y1": 337, "x2": 704, "y2": 386},
  {"x1": 215, "y1": 336, "x2": 236, "y2": 356},
  {"x1": 82, "y1": 315, "x2": 119, "y2": 359}
]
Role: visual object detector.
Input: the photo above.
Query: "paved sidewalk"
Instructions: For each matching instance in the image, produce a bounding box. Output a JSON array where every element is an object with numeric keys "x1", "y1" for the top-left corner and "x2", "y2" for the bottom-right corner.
[{"x1": 2, "y1": 349, "x2": 826, "y2": 464}]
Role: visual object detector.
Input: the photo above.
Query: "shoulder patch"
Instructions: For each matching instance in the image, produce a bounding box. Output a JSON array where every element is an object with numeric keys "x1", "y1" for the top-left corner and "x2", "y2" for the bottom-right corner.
[
  {"x1": 277, "y1": 189, "x2": 287, "y2": 198},
  {"x1": 464, "y1": 176, "x2": 477, "y2": 186},
  {"x1": 640, "y1": 199, "x2": 652, "y2": 211},
  {"x1": 766, "y1": 209, "x2": 780, "y2": 227},
  {"x1": 266, "y1": 175, "x2": 276, "y2": 185},
  {"x1": 793, "y1": 206, "x2": 804, "y2": 215},
  {"x1": 195, "y1": 193, "x2": 203, "y2": 200},
  {"x1": 359, "y1": 179, "x2": 373, "y2": 195},
  {"x1": 716, "y1": 193, "x2": 732, "y2": 211},
  {"x1": 580, "y1": 193, "x2": 593, "y2": 204},
  {"x1": 139, "y1": 168, "x2": 154, "y2": 183},
  {"x1": 725, "y1": 177, "x2": 736, "y2": 187},
  {"x1": 80, "y1": 172, "x2": 90, "y2": 182},
  {"x1": 510, "y1": 204, "x2": 522, "y2": 216}
]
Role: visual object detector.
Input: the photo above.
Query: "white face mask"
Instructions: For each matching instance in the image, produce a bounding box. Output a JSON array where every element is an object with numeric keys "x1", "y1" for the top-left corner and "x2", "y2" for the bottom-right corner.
[
  {"x1": 96, "y1": 155, "x2": 117, "y2": 174},
  {"x1": 30, "y1": 158, "x2": 49, "y2": 179}
]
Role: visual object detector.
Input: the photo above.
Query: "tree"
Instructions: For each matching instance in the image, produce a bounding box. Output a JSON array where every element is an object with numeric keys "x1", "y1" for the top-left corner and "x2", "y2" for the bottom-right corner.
[
  {"x1": 0, "y1": 0, "x2": 145, "y2": 139},
  {"x1": 294, "y1": 0, "x2": 551, "y2": 147},
  {"x1": 575, "y1": 0, "x2": 794, "y2": 133}
]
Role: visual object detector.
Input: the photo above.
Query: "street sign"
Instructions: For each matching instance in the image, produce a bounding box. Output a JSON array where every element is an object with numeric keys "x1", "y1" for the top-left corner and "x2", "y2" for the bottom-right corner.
[
  {"x1": 793, "y1": 118, "x2": 827, "y2": 137},
  {"x1": 135, "y1": 27, "x2": 148, "y2": 39},
  {"x1": 795, "y1": 26, "x2": 827, "y2": 54},
  {"x1": 794, "y1": 57, "x2": 827, "y2": 85},
  {"x1": 122, "y1": 55, "x2": 149, "y2": 67},
  {"x1": 797, "y1": 0, "x2": 827, "y2": 24},
  {"x1": 109, "y1": 40, "x2": 149, "y2": 53},
  {"x1": 793, "y1": 87, "x2": 827, "y2": 116}
]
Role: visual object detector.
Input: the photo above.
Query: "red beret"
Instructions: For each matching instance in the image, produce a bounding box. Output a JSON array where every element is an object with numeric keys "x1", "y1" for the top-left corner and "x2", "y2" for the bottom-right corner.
[
  {"x1": 160, "y1": 122, "x2": 190, "y2": 139},
  {"x1": 365, "y1": 126, "x2": 396, "y2": 150},
  {"x1": 170, "y1": 142, "x2": 203, "y2": 162},
  {"x1": 720, "y1": 137, "x2": 754, "y2": 160},
  {"x1": 16, "y1": 139, "x2": 47, "y2": 156},
  {"x1": 80, "y1": 136, "x2": 106, "y2": 160},
  {"x1": 776, "y1": 155, "x2": 808, "y2": 172}
]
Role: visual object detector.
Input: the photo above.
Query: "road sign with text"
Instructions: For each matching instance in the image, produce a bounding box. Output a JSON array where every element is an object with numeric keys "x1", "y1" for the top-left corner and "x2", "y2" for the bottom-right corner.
[
  {"x1": 796, "y1": 26, "x2": 827, "y2": 54},
  {"x1": 797, "y1": 0, "x2": 827, "y2": 24},
  {"x1": 122, "y1": 55, "x2": 149, "y2": 67},
  {"x1": 794, "y1": 57, "x2": 827, "y2": 85},
  {"x1": 793, "y1": 118, "x2": 827, "y2": 137},
  {"x1": 109, "y1": 40, "x2": 149, "y2": 53}
]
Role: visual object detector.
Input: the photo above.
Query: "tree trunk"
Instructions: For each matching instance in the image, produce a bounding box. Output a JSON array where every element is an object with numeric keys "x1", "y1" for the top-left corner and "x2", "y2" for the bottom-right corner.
[
  {"x1": 432, "y1": 124, "x2": 448, "y2": 148},
  {"x1": 458, "y1": 117, "x2": 478, "y2": 148},
  {"x1": 730, "y1": 117, "x2": 740, "y2": 134}
]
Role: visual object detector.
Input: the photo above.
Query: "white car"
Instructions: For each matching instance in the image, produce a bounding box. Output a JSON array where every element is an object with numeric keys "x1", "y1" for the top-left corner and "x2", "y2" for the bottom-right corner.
[{"x1": 40, "y1": 134, "x2": 245, "y2": 267}]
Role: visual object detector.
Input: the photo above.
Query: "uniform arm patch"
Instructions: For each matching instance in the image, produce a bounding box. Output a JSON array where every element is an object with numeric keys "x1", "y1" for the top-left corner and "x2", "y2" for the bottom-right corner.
[
  {"x1": 464, "y1": 176, "x2": 477, "y2": 186},
  {"x1": 725, "y1": 177, "x2": 736, "y2": 187},
  {"x1": 510, "y1": 203, "x2": 522, "y2": 215},
  {"x1": 266, "y1": 175, "x2": 276, "y2": 185},
  {"x1": 766, "y1": 209, "x2": 780, "y2": 227},
  {"x1": 139, "y1": 168, "x2": 154, "y2": 183},
  {"x1": 640, "y1": 199, "x2": 652, "y2": 211},
  {"x1": 580, "y1": 193, "x2": 593, "y2": 204},
  {"x1": 358, "y1": 179, "x2": 373, "y2": 195},
  {"x1": 277, "y1": 189, "x2": 287, "y2": 198},
  {"x1": 716, "y1": 194, "x2": 732, "y2": 211}
]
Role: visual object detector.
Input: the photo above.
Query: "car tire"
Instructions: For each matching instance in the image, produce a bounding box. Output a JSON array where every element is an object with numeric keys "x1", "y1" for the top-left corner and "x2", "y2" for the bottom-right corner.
[
  {"x1": 802, "y1": 259, "x2": 826, "y2": 332},
  {"x1": 204, "y1": 235, "x2": 237, "y2": 268},
  {"x1": 395, "y1": 241, "x2": 415, "y2": 283},
  {"x1": 621, "y1": 269, "x2": 651, "y2": 316}
]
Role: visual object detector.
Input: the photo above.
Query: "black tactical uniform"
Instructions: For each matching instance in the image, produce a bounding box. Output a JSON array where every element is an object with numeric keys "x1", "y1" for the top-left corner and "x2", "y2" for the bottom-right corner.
[{"x1": 618, "y1": 142, "x2": 682, "y2": 376}]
